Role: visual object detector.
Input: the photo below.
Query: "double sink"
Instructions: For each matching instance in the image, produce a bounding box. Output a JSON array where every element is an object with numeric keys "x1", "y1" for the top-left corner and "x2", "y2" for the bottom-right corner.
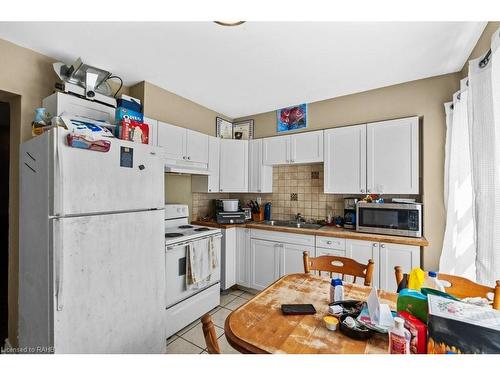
[{"x1": 261, "y1": 220, "x2": 323, "y2": 230}]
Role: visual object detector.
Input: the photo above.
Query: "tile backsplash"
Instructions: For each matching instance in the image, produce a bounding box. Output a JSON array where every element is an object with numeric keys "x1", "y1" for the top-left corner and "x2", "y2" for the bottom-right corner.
[{"x1": 192, "y1": 163, "x2": 418, "y2": 222}]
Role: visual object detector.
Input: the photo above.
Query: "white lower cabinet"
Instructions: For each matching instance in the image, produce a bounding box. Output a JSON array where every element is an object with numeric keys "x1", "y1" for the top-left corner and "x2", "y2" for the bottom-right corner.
[
  {"x1": 236, "y1": 229, "x2": 420, "y2": 293},
  {"x1": 221, "y1": 228, "x2": 237, "y2": 290},
  {"x1": 281, "y1": 243, "x2": 309, "y2": 275},
  {"x1": 345, "y1": 239, "x2": 380, "y2": 288},
  {"x1": 344, "y1": 239, "x2": 420, "y2": 291},
  {"x1": 249, "y1": 239, "x2": 281, "y2": 290},
  {"x1": 235, "y1": 228, "x2": 251, "y2": 288},
  {"x1": 248, "y1": 230, "x2": 315, "y2": 291},
  {"x1": 379, "y1": 242, "x2": 420, "y2": 292}
]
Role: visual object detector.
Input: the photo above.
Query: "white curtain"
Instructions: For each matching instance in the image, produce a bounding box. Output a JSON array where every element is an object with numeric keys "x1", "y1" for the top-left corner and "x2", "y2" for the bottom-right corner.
[
  {"x1": 441, "y1": 28, "x2": 500, "y2": 285},
  {"x1": 440, "y1": 86, "x2": 476, "y2": 280}
]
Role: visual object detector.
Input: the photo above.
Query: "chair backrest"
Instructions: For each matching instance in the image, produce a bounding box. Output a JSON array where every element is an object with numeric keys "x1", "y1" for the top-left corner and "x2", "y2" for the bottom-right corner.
[
  {"x1": 303, "y1": 251, "x2": 375, "y2": 286},
  {"x1": 394, "y1": 266, "x2": 500, "y2": 310},
  {"x1": 201, "y1": 313, "x2": 221, "y2": 354}
]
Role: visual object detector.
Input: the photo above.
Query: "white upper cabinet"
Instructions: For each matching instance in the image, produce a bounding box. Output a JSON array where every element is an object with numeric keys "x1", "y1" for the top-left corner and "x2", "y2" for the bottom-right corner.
[
  {"x1": 324, "y1": 124, "x2": 367, "y2": 194},
  {"x1": 158, "y1": 121, "x2": 186, "y2": 161},
  {"x1": 219, "y1": 139, "x2": 248, "y2": 192},
  {"x1": 324, "y1": 117, "x2": 419, "y2": 195},
  {"x1": 157, "y1": 121, "x2": 209, "y2": 165},
  {"x1": 289, "y1": 130, "x2": 324, "y2": 164},
  {"x1": 263, "y1": 136, "x2": 289, "y2": 165},
  {"x1": 186, "y1": 129, "x2": 209, "y2": 164},
  {"x1": 263, "y1": 131, "x2": 323, "y2": 165},
  {"x1": 191, "y1": 135, "x2": 220, "y2": 193},
  {"x1": 249, "y1": 139, "x2": 272, "y2": 193},
  {"x1": 366, "y1": 117, "x2": 419, "y2": 194}
]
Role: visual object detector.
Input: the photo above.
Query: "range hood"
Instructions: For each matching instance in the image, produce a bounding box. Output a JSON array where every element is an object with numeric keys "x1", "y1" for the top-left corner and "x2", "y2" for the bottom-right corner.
[{"x1": 164, "y1": 165, "x2": 211, "y2": 175}]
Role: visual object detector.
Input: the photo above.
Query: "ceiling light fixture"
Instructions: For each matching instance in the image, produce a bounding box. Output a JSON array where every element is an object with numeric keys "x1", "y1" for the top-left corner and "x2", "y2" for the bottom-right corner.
[{"x1": 214, "y1": 21, "x2": 246, "y2": 27}]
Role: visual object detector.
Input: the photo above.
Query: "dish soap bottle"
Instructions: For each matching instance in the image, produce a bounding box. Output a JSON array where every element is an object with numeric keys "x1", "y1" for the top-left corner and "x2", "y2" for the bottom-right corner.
[{"x1": 389, "y1": 317, "x2": 411, "y2": 354}]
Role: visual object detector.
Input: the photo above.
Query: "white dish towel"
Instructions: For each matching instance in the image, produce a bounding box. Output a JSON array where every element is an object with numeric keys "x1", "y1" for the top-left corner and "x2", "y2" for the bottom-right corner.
[{"x1": 186, "y1": 237, "x2": 217, "y2": 290}]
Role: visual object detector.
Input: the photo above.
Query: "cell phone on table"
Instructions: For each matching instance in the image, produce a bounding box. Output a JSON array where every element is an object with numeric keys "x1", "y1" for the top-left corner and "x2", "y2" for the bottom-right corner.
[{"x1": 281, "y1": 304, "x2": 317, "y2": 315}]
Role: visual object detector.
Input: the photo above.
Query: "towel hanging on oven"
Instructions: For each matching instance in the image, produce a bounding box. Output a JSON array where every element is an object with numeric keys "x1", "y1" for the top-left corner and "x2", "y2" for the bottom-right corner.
[{"x1": 186, "y1": 237, "x2": 218, "y2": 290}]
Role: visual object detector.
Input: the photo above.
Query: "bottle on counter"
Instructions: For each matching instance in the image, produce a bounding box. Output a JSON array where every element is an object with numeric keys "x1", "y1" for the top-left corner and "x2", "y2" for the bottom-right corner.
[
  {"x1": 421, "y1": 271, "x2": 445, "y2": 292},
  {"x1": 330, "y1": 278, "x2": 344, "y2": 303},
  {"x1": 389, "y1": 317, "x2": 411, "y2": 354}
]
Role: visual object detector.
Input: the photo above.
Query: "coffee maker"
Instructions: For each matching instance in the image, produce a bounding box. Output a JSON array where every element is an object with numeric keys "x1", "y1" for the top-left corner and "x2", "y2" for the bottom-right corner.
[{"x1": 343, "y1": 197, "x2": 359, "y2": 229}]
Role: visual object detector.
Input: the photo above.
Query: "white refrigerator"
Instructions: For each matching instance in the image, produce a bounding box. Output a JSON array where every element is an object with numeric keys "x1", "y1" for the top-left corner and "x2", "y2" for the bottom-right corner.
[{"x1": 19, "y1": 127, "x2": 166, "y2": 353}]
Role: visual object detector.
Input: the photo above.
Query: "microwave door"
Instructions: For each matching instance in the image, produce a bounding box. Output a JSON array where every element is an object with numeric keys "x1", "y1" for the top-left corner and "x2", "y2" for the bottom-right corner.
[{"x1": 357, "y1": 206, "x2": 421, "y2": 237}]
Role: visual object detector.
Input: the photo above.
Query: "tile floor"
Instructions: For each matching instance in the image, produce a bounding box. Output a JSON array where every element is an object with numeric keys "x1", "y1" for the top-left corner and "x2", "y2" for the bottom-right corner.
[{"x1": 166, "y1": 288, "x2": 257, "y2": 354}]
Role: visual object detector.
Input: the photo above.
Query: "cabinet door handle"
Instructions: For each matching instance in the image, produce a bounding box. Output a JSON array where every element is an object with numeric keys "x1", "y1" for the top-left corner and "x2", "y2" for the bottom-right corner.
[
  {"x1": 380, "y1": 244, "x2": 385, "y2": 248},
  {"x1": 367, "y1": 189, "x2": 371, "y2": 193},
  {"x1": 326, "y1": 241, "x2": 332, "y2": 245},
  {"x1": 373, "y1": 243, "x2": 378, "y2": 247},
  {"x1": 360, "y1": 189, "x2": 365, "y2": 193},
  {"x1": 187, "y1": 156, "x2": 191, "y2": 160}
]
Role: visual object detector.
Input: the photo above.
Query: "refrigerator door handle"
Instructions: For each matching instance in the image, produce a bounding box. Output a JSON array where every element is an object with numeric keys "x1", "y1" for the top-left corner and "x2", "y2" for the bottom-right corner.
[
  {"x1": 55, "y1": 129, "x2": 64, "y2": 216},
  {"x1": 54, "y1": 219, "x2": 64, "y2": 311}
]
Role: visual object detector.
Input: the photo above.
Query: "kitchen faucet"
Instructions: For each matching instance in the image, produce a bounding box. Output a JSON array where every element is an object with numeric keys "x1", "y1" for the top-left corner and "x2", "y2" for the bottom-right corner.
[{"x1": 294, "y1": 213, "x2": 305, "y2": 223}]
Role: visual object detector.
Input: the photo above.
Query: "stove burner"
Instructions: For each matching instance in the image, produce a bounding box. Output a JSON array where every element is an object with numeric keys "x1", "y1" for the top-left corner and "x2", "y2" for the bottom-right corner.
[
  {"x1": 178, "y1": 225, "x2": 194, "y2": 229},
  {"x1": 165, "y1": 233, "x2": 184, "y2": 238},
  {"x1": 194, "y1": 227, "x2": 210, "y2": 232}
]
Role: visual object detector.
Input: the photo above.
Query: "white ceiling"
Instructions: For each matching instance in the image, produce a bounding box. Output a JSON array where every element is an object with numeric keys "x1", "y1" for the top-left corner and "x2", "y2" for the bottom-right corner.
[{"x1": 0, "y1": 22, "x2": 486, "y2": 118}]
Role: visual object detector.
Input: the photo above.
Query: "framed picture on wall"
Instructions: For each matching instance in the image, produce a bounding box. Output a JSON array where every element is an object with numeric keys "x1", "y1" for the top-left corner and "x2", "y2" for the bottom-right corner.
[
  {"x1": 232, "y1": 119, "x2": 254, "y2": 140},
  {"x1": 277, "y1": 103, "x2": 307, "y2": 133},
  {"x1": 216, "y1": 117, "x2": 233, "y2": 139}
]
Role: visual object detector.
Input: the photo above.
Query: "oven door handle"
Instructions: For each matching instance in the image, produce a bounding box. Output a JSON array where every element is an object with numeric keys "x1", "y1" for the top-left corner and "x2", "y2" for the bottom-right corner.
[{"x1": 166, "y1": 233, "x2": 223, "y2": 251}]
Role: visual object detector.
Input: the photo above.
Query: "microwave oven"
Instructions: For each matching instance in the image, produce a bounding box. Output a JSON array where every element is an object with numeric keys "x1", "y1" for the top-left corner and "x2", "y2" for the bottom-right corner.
[{"x1": 356, "y1": 202, "x2": 422, "y2": 238}]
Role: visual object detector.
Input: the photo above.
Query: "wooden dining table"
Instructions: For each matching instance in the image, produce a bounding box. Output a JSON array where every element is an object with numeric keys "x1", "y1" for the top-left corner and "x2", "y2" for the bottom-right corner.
[{"x1": 224, "y1": 273, "x2": 398, "y2": 354}]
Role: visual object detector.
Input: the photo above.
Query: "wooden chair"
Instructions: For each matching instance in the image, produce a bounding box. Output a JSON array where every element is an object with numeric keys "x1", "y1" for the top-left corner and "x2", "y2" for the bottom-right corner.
[
  {"x1": 303, "y1": 251, "x2": 375, "y2": 286},
  {"x1": 394, "y1": 266, "x2": 500, "y2": 310},
  {"x1": 201, "y1": 313, "x2": 221, "y2": 354}
]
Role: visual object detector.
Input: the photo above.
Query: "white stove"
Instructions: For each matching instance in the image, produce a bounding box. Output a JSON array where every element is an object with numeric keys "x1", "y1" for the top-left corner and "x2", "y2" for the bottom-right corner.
[
  {"x1": 164, "y1": 204, "x2": 221, "y2": 338},
  {"x1": 164, "y1": 204, "x2": 220, "y2": 245}
]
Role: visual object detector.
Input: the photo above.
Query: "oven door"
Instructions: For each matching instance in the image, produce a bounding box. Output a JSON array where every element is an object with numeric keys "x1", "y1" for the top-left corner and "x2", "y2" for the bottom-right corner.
[
  {"x1": 356, "y1": 203, "x2": 421, "y2": 237},
  {"x1": 165, "y1": 236, "x2": 221, "y2": 308}
]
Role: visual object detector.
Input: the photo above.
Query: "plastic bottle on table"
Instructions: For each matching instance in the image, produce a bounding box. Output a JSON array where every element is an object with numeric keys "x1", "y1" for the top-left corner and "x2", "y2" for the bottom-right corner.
[
  {"x1": 421, "y1": 271, "x2": 445, "y2": 292},
  {"x1": 389, "y1": 317, "x2": 411, "y2": 354}
]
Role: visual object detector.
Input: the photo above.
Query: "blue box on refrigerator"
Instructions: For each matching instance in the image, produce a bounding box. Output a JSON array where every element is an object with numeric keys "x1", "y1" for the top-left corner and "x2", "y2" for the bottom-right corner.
[
  {"x1": 115, "y1": 107, "x2": 144, "y2": 136},
  {"x1": 117, "y1": 98, "x2": 142, "y2": 113}
]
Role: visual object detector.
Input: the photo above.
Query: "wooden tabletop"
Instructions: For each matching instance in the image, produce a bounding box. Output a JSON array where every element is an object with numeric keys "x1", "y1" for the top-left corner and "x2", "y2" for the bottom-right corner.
[
  {"x1": 191, "y1": 220, "x2": 429, "y2": 247},
  {"x1": 224, "y1": 273, "x2": 397, "y2": 354}
]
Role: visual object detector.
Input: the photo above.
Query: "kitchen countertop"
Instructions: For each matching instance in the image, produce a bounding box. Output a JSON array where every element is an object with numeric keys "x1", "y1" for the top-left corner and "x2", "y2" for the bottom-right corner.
[{"x1": 191, "y1": 220, "x2": 429, "y2": 247}]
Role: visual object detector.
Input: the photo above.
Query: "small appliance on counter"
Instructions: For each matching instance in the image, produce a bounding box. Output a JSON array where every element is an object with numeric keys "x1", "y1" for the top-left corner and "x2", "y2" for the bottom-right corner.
[
  {"x1": 356, "y1": 202, "x2": 422, "y2": 237},
  {"x1": 343, "y1": 197, "x2": 359, "y2": 229},
  {"x1": 243, "y1": 207, "x2": 252, "y2": 221},
  {"x1": 214, "y1": 199, "x2": 246, "y2": 224}
]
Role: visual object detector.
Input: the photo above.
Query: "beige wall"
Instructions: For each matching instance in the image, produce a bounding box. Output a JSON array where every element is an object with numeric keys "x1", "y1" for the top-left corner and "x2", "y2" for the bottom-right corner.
[
  {"x1": 236, "y1": 73, "x2": 461, "y2": 270},
  {"x1": 131, "y1": 81, "x2": 232, "y2": 136},
  {"x1": 130, "y1": 81, "x2": 233, "y2": 212},
  {"x1": 461, "y1": 21, "x2": 500, "y2": 77},
  {"x1": 0, "y1": 38, "x2": 57, "y2": 347},
  {"x1": 0, "y1": 38, "x2": 129, "y2": 347}
]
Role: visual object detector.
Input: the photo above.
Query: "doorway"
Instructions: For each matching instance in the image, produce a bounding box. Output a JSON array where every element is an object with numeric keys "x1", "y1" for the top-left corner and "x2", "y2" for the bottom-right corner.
[{"x1": 0, "y1": 101, "x2": 9, "y2": 349}]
